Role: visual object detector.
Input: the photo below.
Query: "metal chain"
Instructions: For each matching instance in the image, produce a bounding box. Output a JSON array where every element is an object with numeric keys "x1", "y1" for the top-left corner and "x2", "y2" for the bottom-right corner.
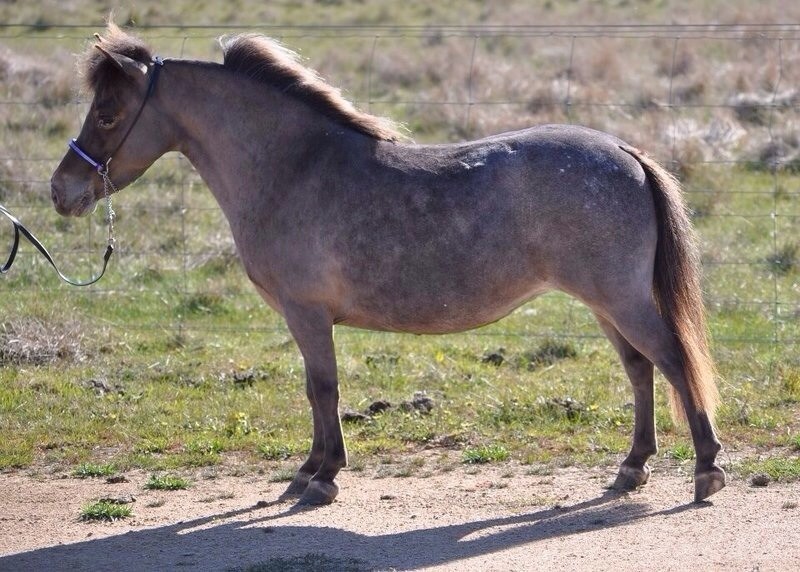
[{"x1": 100, "y1": 165, "x2": 117, "y2": 248}]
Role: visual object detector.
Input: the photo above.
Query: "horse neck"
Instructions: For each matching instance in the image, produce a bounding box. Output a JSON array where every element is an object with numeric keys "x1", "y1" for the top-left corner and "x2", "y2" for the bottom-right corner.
[{"x1": 160, "y1": 61, "x2": 331, "y2": 221}]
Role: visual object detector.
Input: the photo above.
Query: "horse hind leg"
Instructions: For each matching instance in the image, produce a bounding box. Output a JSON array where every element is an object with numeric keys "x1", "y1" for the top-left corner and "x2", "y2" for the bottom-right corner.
[
  {"x1": 602, "y1": 301, "x2": 725, "y2": 502},
  {"x1": 595, "y1": 315, "x2": 657, "y2": 491}
]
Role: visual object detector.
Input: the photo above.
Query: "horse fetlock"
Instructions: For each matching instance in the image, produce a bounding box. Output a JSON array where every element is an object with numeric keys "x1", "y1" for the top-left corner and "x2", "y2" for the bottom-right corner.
[
  {"x1": 283, "y1": 470, "x2": 314, "y2": 496},
  {"x1": 694, "y1": 465, "x2": 726, "y2": 502},
  {"x1": 299, "y1": 479, "x2": 339, "y2": 505},
  {"x1": 612, "y1": 462, "x2": 651, "y2": 491}
]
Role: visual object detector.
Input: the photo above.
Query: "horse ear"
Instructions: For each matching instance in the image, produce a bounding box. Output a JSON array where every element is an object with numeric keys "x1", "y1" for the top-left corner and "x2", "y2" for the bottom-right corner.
[{"x1": 94, "y1": 44, "x2": 148, "y2": 79}]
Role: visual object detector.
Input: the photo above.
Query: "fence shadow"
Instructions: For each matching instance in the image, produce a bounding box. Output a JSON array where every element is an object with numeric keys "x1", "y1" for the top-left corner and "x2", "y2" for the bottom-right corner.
[{"x1": 0, "y1": 489, "x2": 706, "y2": 572}]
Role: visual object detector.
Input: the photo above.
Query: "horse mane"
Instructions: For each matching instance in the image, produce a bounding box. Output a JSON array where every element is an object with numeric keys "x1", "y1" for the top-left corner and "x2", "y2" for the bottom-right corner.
[
  {"x1": 80, "y1": 25, "x2": 405, "y2": 142},
  {"x1": 80, "y1": 22, "x2": 153, "y2": 93},
  {"x1": 220, "y1": 34, "x2": 406, "y2": 142}
]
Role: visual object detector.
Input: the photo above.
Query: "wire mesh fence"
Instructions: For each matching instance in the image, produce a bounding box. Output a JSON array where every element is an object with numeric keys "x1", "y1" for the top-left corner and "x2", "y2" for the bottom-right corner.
[{"x1": 0, "y1": 24, "x2": 798, "y2": 364}]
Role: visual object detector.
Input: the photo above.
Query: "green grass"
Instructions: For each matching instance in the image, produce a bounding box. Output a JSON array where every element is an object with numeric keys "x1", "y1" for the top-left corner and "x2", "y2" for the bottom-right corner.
[
  {"x1": 664, "y1": 442, "x2": 695, "y2": 462},
  {"x1": 72, "y1": 462, "x2": 117, "y2": 478},
  {"x1": 80, "y1": 501, "x2": 132, "y2": 522},
  {"x1": 463, "y1": 444, "x2": 510, "y2": 464},
  {"x1": 144, "y1": 474, "x2": 191, "y2": 490},
  {"x1": 737, "y1": 456, "x2": 800, "y2": 482},
  {"x1": 0, "y1": 4, "x2": 799, "y2": 480}
]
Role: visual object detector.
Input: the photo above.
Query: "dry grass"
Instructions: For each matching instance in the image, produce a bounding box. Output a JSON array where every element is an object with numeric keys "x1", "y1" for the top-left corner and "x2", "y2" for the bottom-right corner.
[{"x1": 0, "y1": 318, "x2": 86, "y2": 366}]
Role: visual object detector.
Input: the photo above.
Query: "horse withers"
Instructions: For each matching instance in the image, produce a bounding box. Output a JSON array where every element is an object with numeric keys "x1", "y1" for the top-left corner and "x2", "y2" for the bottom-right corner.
[{"x1": 50, "y1": 24, "x2": 725, "y2": 505}]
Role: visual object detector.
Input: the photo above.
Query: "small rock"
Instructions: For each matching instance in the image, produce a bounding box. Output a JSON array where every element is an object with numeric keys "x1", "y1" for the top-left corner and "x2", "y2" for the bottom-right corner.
[
  {"x1": 341, "y1": 408, "x2": 370, "y2": 423},
  {"x1": 481, "y1": 351, "x2": 505, "y2": 366},
  {"x1": 367, "y1": 400, "x2": 392, "y2": 415},
  {"x1": 751, "y1": 473, "x2": 771, "y2": 487},
  {"x1": 380, "y1": 494, "x2": 396, "y2": 500},
  {"x1": 399, "y1": 391, "x2": 435, "y2": 414},
  {"x1": 83, "y1": 378, "x2": 123, "y2": 396}
]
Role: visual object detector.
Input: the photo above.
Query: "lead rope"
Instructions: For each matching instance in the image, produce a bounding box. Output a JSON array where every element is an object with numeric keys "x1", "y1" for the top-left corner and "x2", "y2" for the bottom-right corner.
[{"x1": 0, "y1": 174, "x2": 115, "y2": 286}]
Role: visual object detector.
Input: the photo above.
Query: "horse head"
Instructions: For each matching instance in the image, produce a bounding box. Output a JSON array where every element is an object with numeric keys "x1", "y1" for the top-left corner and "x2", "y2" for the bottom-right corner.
[{"x1": 50, "y1": 25, "x2": 168, "y2": 217}]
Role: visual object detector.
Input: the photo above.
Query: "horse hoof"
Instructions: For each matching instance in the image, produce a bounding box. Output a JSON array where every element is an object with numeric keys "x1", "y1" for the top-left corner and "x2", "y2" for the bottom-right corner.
[
  {"x1": 694, "y1": 465, "x2": 726, "y2": 502},
  {"x1": 283, "y1": 471, "x2": 313, "y2": 496},
  {"x1": 298, "y1": 479, "x2": 338, "y2": 505},
  {"x1": 612, "y1": 463, "x2": 651, "y2": 491}
]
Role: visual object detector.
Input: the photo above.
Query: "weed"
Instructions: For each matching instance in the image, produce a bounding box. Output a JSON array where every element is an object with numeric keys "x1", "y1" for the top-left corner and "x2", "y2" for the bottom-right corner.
[
  {"x1": 520, "y1": 339, "x2": 578, "y2": 369},
  {"x1": 664, "y1": 442, "x2": 695, "y2": 462},
  {"x1": 176, "y1": 292, "x2": 229, "y2": 316},
  {"x1": 80, "y1": 501, "x2": 132, "y2": 522},
  {"x1": 268, "y1": 467, "x2": 296, "y2": 483},
  {"x1": 72, "y1": 463, "x2": 116, "y2": 479},
  {"x1": 144, "y1": 474, "x2": 191, "y2": 490},
  {"x1": 766, "y1": 243, "x2": 798, "y2": 275},
  {"x1": 135, "y1": 438, "x2": 169, "y2": 454},
  {"x1": 185, "y1": 439, "x2": 224, "y2": 455},
  {"x1": 737, "y1": 457, "x2": 800, "y2": 482},
  {"x1": 258, "y1": 442, "x2": 296, "y2": 461},
  {"x1": 781, "y1": 370, "x2": 800, "y2": 402},
  {"x1": 225, "y1": 411, "x2": 254, "y2": 437},
  {"x1": 463, "y1": 444, "x2": 510, "y2": 464}
]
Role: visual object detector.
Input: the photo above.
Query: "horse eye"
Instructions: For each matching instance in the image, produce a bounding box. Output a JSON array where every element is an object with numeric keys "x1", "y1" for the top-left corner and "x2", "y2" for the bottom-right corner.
[{"x1": 97, "y1": 115, "x2": 116, "y2": 129}]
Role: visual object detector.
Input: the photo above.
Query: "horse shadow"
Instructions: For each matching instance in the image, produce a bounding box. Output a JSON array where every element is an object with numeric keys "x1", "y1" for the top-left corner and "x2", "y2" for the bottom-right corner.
[{"x1": 0, "y1": 490, "x2": 706, "y2": 572}]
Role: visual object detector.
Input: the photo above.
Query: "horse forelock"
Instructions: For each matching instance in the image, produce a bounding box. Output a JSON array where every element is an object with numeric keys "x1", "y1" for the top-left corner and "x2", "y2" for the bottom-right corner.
[
  {"x1": 79, "y1": 22, "x2": 153, "y2": 94},
  {"x1": 220, "y1": 34, "x2": 407, "y2": 142}
]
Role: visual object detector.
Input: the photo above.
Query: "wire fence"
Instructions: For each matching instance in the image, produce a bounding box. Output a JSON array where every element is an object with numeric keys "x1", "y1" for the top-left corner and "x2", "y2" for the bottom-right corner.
[{"x1": 0, "y1": 24, "x2": 798, "y2": 360}]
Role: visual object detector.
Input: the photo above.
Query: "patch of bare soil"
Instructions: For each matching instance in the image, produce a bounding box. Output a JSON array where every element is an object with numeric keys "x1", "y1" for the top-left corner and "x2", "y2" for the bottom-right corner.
[{"x1": 0, "y1": 464, "x2": 798, "y2": 571}]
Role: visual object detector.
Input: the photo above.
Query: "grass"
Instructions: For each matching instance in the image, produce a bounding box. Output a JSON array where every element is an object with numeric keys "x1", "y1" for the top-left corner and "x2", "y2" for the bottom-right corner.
[
  {"x1": 0, "y1": 3, "x2": 799, "y2": 480},
  {"x1": 736, "y1": 456, "x2": 800, "y2": 482},
  {"x1": 664, "y1": 442, "x2": 695, "y2": 462},
  {"x1": 463, "y1": 444, "x2": 510, "y2": 464},
  {"x1": 80, "y1": 501, "x2": 132, "y2": 522},
  {"x1": 144, "y1": 474, "x2": 191, "y2": 490},
  {"x1": 72, "y1": 462, "x2": 117, "y2": 478}
]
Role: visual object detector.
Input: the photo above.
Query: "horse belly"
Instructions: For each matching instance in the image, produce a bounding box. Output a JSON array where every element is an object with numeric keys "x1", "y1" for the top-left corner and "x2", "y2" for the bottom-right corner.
[{"x1": 338, "y1": 255, "x2": 551, "y2": 334}]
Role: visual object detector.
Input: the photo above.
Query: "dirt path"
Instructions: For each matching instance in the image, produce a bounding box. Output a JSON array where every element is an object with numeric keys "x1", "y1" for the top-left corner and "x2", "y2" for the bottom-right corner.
[{"x1": 0, "y1": 464, "x2": 798, "y2": 571}]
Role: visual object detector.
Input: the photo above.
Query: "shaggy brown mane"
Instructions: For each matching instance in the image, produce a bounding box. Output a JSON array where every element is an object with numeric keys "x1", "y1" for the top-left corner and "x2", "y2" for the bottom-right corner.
[
  {"x1": 81, "y1": 25, "x2": 405, "y2": 141},
  {"x1": 220, "y1": 34, "x2": 406, "y2": 142},
  {"x1": 80, "y1": 22, "x2": 153, "y2": 93}
]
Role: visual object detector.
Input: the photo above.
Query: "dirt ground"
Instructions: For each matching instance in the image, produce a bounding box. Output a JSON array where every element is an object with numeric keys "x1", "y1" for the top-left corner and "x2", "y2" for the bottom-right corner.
[{"x1": 0, "y1": 462, "x2": 798, "y2": 572}]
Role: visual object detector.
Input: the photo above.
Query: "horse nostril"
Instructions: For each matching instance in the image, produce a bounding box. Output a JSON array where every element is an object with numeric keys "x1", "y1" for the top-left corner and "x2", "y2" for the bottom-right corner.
[{"x1": 50, "y1": 184, "x2": 61, "y2": 208}]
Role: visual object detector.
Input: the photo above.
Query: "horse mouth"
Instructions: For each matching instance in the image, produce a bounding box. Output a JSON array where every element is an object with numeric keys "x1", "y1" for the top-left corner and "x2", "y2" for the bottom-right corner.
[{"x1": 52, "y1": 188, "x2": 98, "y2": 218}]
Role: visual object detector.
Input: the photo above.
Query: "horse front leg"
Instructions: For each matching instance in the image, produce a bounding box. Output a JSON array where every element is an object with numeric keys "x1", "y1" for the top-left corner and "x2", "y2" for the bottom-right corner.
[
  {"x1": 283, "y1": 373, "x2": 325, "y2": 495},
  {"x1": 283, "y1": 303, "x2": 347, "y2": 505}
]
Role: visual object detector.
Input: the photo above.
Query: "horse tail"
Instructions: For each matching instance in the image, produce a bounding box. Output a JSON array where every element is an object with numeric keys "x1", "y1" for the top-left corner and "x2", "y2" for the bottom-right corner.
[{"x1": 620, "y1": 145, "x2": 719, "y2": 427}]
